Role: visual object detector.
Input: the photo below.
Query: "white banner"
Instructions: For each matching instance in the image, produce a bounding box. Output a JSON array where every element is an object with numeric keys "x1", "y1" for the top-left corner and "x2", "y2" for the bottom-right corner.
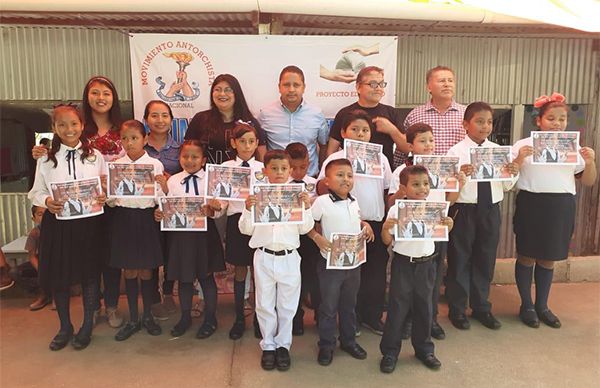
[{"x1": 129, "y1": 34, "x2": 398, "y2": 140}]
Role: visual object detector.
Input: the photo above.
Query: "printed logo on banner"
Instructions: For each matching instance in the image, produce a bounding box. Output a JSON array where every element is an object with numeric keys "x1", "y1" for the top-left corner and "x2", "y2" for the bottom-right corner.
[{"x1": 138, "y1": 40, "x2": 217, "y2": 108}]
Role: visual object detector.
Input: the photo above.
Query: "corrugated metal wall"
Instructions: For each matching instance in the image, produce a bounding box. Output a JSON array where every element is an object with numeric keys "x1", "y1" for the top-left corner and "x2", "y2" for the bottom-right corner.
[
  {"x1": 0, "y1": 193, "x2": 34, "y2": 245},
  {"x1": 396, "y1": 35, "x2": 596, "y2": 105},
  {"x1": 1, "y1": 26, "x2": 598, "y2": 256},
  {"x1": 0, "y1": 26, "x2": 132, "y2": 101}
]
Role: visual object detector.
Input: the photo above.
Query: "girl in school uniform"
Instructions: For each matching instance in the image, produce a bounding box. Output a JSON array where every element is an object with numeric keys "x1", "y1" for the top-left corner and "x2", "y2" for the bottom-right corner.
[
  {"x1": 512, "y1": 93, "x2": 596, "y2": 328},
  {"x1": 28, "y1": 104, "x2": 107, "y2": 351},
  {"x1": 32, "y1": 76, "x2": 126, "y2": 329},
  {"x1": 108, "y1": 120, "x2": 169, "y2": 341},
  {"x1": 154, "y1": 140, "x2": 226, "y2": 338},
  {"x1": 221, "y1": 122, "x2": 265, "y2": 340}
]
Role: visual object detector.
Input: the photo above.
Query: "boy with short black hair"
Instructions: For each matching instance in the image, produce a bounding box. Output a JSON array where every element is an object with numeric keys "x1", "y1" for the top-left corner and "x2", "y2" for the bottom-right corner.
[
  {"x1": 380, "y1": 165, "x2": 454, "y2": 373},
  {"x1": 286, "y1": 142, "x2": 320, "y2": 335},
  {"x1": 318, "y1": 109, "x2": 392, "y2": 335},
  {"x1": 239, "y1": 149, "x2": 314, "y2": 372},
  {"x1": 308, "y1": 158, "x2": 374, "y2": 366}
]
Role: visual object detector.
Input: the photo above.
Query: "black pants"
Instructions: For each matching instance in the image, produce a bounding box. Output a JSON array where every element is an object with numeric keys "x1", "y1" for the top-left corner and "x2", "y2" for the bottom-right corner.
[
  {"x1": 380, "y1": 253, "x2": 435, "y2": 358},
  {"x1": 357, "y1": 220, "x2": 388, "y2": 323},
  {"x1": 296, "y1": 235, "x2": 321, "y2": 318},
  {"x1": 446, "y1": 203, "x2": 500, "y2": 316},
  {"x1": 317, "y1": 259, "x2": 360, "y2": 350},
  {"x1": 432, "y1": 241, "x2": 447, "y2": 319}
]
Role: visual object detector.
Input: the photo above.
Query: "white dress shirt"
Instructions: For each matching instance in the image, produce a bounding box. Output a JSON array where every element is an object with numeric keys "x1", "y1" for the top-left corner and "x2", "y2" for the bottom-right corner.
[
  {"x1": 109, "y1": 151, "x2": 165, "y2": 209},
  {"x1": 512, "y1": 137, "x2": 585, "y2": 194},
  {"x1": 311, "y1": 192, "x2": 362, "y2": 259},
  {"x1": 221, "y1": 157, "x2": 265, "y2": 216},
  {"x1": 446, "y1": 137, "x2": 517, "y2": 204},
  {"x1": 166, "y1": 169, "x2": 225, "y2": 218},
  {"x1": 28, "y1": 143, "x2": 106, "y2": 208},
  {"x1": 318, "y1": 150, "x2": 392, "y2": 221},
  {"x1": 389, "y1": 163, "x2": 446, "y2": 202},
  {"x1": 239, "y1": 207, "x2": 314, "y2": 251},
  {"x1": 386, "y1": 205, "x2": 435, "y2": 257}
]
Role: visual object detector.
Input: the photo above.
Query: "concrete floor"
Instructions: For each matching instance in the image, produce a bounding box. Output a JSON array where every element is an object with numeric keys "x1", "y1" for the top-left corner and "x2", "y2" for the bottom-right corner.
[{"x1": 1, "y1": 283, "x2": 599, "y2": 388}]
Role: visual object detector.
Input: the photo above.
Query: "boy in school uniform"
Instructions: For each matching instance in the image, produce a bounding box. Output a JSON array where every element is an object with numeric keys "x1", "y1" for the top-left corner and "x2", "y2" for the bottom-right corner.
[
  {"x1": 318, "y1": 109, "x2": 392, "y2": 335},
  {"x1": 308, "y1": 158, "x2": 374, "y2": 366},
  {"x1": 26, "y1": 206, "x2": 52, "y2": 311},
  {"x1": 380, "y1": 165, "x2": 454, "y2": 373},
  {"x1": 445, "y1": 102, "x2": 520, "y2": 330},
  {"x1": 239, "y1": 150, "x2": 314, "y2": 371},
  {"x1": 388, "y1": 123, "x2": 463, "y2": 340},
  {"x1": 286, "y1": 142, "x2": 320, "y2": 335}
]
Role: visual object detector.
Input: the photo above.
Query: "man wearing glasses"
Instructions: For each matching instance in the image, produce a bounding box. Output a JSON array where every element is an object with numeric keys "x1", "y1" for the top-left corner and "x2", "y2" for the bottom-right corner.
[{"x1": 325, "y1": 66, "x2": 409, "y2": 167}]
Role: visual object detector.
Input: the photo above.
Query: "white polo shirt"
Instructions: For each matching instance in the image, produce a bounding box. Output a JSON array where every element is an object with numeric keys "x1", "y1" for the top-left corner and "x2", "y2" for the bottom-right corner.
[
  {"x1": 311, "y1": 192, "x2": 362, "y2": 259},
  {"x1": 385, "y1": 204, "x2": 435, "y2": 258},
  {"x1": 318, "y1": 150, "x2": 392, "y2": 222}
]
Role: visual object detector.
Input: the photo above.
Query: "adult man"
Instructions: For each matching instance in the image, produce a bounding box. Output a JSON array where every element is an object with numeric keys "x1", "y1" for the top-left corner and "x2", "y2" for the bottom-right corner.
[
  {"x1": 326, "y1": 66, "x2": 409, "y2": 167},
  {"x1": 397, "y1": 65, "x2": 467, "y2": 341},
  {"x1": 258, "y1": 66, "x2": 329, "y2": 177}
]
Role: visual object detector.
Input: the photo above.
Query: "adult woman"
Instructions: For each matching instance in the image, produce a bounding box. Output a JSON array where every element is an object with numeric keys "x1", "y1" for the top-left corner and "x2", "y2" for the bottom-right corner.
[
  {"x1": 185, "y1": 74, "x2": 266, "y2": 162},
  {"x1": 32, "y1": 76, "x2": 125, "y2": 329},
  {"x1": 143, "y1": 100, "x2": 182, "y2": 319}
]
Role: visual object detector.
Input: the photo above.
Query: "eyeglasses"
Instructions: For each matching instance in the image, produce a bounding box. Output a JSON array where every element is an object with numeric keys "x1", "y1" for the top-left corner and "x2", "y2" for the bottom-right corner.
[
  {"x1": 360, "y1": 81, "x2": 387, "y2": 89},
  {"x1": 213, "y1": 87, "x2": 234, "y2": 94}
]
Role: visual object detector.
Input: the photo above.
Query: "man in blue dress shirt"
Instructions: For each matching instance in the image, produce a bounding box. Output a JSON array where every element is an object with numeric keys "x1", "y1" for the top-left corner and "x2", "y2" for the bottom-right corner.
[{"x1": 258, "y1": 66, "x2": 330, "y2": 177}]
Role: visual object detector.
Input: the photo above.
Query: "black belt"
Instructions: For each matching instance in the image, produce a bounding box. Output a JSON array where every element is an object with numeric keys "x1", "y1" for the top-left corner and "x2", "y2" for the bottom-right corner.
[
  {"x1": 396, "y1": 252, "x2": 437, "y2": 263},
  {"x1": 260, "y1": 247, "x2": 293, "y2": 256}
]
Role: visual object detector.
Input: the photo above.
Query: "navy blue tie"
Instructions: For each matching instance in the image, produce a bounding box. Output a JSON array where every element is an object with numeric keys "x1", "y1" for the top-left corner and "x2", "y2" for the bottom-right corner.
[
  {"x1": 477, "y1": 145, "x2": 492, "y2": 211},
  {"x1": 65, "y1": 149, "x2": 77, "y2": 179},
  {"x1": 241, "y1": 161, "x2": 250, "y2": 167},
  {"x1": 182, "y1": 174, "x2": 199, "y2": 195}
]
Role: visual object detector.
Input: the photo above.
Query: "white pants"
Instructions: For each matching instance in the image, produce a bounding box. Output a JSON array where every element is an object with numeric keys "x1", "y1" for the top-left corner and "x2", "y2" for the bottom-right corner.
[{"x1": 253, "y1": 249, "x2": 301, "y2": 351}]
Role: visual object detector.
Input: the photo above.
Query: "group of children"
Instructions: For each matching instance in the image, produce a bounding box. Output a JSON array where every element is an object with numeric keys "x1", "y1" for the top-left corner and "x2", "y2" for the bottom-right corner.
[{"x1": 27, "y1": 92, "x2": 596, "y2": 373}]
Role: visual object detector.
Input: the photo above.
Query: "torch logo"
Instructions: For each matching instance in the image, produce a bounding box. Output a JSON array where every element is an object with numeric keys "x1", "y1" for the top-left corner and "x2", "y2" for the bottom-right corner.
[{"x1": 155, "y1": 52, "x2": 201, "y2": 102}]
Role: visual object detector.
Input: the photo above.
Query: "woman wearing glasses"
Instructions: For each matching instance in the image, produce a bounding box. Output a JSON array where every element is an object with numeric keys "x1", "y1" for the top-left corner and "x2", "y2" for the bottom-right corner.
[{"x1": 185, "y1": 74, "x2": 266, "y2": 163}]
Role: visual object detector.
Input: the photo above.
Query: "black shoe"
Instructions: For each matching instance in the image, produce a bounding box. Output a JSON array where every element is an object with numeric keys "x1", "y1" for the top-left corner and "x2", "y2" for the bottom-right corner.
[
  {"x1": 431, "y1": 321, "x2": 446, "y2": 340},
  {"x1": 449, "y1": 313, "x2": 470, "y2": 330},
  {"x1": 472, "y1": 311, "x2": 501, "y2": 330},
  {"x1": 115, "y1": 321, "x2": 141, "y2": 341},
  {"x1": 170, "y1": 319, "x2": 192, "y2": 337},
  {"x1": 196, "y1": 321, "x2": 217, "y2": 339},
  {"x1": 275, "y1": 347, "x2": 291, "y2": 371},
  {"x1": 361, "y1": 319, "x2": 384, "y2": 336},
  {"x1": 317, "y1": 348, "x2": 333, "y2": 366},
  {"x1": 49, "y1": 327, "x2": 73, "y2": 351},
  {"x1": 261, "y1": 350, "x2": 276, "y2": 370},
  {"x1": 417, "y1": 353, "x2": 441, "y2": 370},
  {"x1": 537, "y1": 309, "x2": 561, "y2": 328},
  {"x1": 229, "y1": 319, "x2": 245, "y2": 340},
  {"x1": 142, "y1": 315, "x2": 162, "y2": 336},
  {"x1": 71, "y1": 330, "x2": 91, "y2": 350},
  {"x1": 401, "y1": 320, "x2": 412, "y2": 340},
  {"x1": 519, "y1": 307, "x2": 540, "y2": 328},
  {"x1": 380, "y1": 355, "x2": 397, "y2": 373},
  {"x1": 340, "y1": 343, "x2": 367, "y2": 360}
]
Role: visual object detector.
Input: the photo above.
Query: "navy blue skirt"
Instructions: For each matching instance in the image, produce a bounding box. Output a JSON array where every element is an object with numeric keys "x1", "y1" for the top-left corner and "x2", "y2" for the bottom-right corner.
[
  {"x1": 225, "y1": 213, "x2": 255, "y2": 266},
  {"x1": 513, "y1": 190, "x2": 576, "y2": 261},
  {"x1": 167, "y1": 218, "x2": 225, "y2": 282},
  {"x1": 39, "y1": 211, "x2": 102, "y2": 292},
  {"x1": 109, "y1": 207, "x2": 163, "y2": 269}
]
